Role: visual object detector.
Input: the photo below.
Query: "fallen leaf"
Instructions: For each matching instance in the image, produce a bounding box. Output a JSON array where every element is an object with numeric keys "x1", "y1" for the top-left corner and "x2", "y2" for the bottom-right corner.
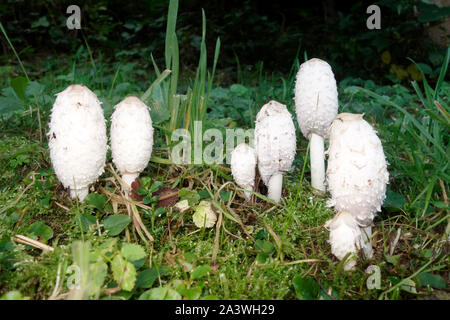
[
  {"x1": 131, "y1": 178, "x2": 144, "y2": 201},
  {"x1": 153, "y1": 187, "x2": 179, "y2": 208}
]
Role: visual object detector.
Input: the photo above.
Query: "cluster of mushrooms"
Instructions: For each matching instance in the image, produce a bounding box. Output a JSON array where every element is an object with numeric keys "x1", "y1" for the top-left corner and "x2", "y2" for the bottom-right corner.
[
  {"x1": 231, "y1": 58, "x2": 389, "y2": 270},
  {"x1": 48, "y1": 58, "x2": 388, "y2": 271},
  {"x1": 48, "y1": 85, "x2": 154, "y2": 200}
]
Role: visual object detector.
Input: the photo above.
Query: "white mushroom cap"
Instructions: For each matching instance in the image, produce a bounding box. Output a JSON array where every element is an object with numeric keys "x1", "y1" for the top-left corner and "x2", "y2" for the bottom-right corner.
[
  {"x1": 255, "y1": 100, "x2": 296, "y2": 187},
  {"x1": 326, "y1": 113, "x2": 389, "y2": 226},
  {"x1": 48, "y1": 84, "x2": 107, "y2": 201},
  {"x1": 110, "y1": 96, "x2": 154, "y2": 187},
  {"x1": 325, "y1": 211, "x2": 362, "y2": 271},
  {"x1": 230, "y1": 143, "x2": 257, "y2": 200},
  {"x1": 294, "y1": 58, "x2": 338, "y2": 139}
]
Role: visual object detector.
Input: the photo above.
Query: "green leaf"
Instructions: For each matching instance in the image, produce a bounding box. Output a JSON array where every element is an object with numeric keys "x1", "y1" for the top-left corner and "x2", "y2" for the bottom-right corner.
[
  {"x1": 256, "y1": 252, "x2": 268, "y2": 264},
  {"x1": 384, "y1": 188, "x2": 406, "y2": 209},
  {"x1": 198, "y1": 189, "x2": 212, "y2": 199},
  {"x1": 219, "y1": 190, "x2": 231, "y2": 202},
  {"x1": 28, "y1": 221, "x2": 53, "y2": 242},
  {"x1": 136, "y1": 268, "x2": 159, "y2": 288},
  {"x1": 165, "y1": 288, "x2": 182, "y2": 300},
  {"x1": 417, "y1": 272, "x2": 447, "y2": 289},
  {"x1": 147, "y1": 287, "x2": 168, "y2": 300},
  {"x1": 137, "y1": 187, "x2": 148, "y2": 196},
  {"x1": 111, "y1": 254, "x2": 136, "y2": 292},
  {"x1": 88, "y1": 259, "x2": 108, "y2": 298},
  {"x1": 10, "y1": 76, "x2": 28, "y2": 101},
  {"x1": 229, "y1": 84, "x2": 248, "y2": 96},
  {"x1": 179, "y1": 188, "x2": 200, "y2": 205},
  {"x1": 0, "y1": 97, "x2": 25, "y2": 119},
  {"x1": 385, "y1": 254, "x2": 401, "y2": 266},
  {"x1": 293, "y1": 276, "x2": 320, "y2": 300},
  {"x1": 1, "y1": 291, "x2": 23, "y2": 300},
  {"x1": 255, "y1": 239, "x2": 275, "y2": 255},
  {"x1": 85, "y1": 193, "x2": 107, "y2": 212},
  {"x1": 149, "y1": 181, "x2": 164, "y2": 193},
  {"x1": 77, "y1": 214, "x2": 96, "y2": 232},
  {"x1": 31, "y1": 16, "x2": 50, "y2": 28},
  {"x1": 120, "y1": 243, "x2": 146, "y2": 262},
  {"x1": 40, "y1": 195, "x2": 50, "y2": 208},
  {"x1": 191, "y1": 265, "x2": 212, "y2": 280},
  {"x1": 179, "y1": 286, "x2": 202, "y2": 300},
  {"x1": 103, "y1": 214, "x2": 131, "y2": 236}
]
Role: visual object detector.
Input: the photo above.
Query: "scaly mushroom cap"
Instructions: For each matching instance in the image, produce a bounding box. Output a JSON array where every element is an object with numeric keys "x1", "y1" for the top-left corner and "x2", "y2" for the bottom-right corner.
[
  {"x1": 110, "y1": 96, "x2": 154, "y2": 186},
  {"x1": 294, "y1": 58, "x2": 338, "y2": 139},
  {"x1": 255, "y1": 100, "x2": 296, "y2": 186},
  {"x1": 325, "y1": 211, "x2": 361, "y2": 270},
  {"x1": 326, "y1": 113, "x2": 389, "y2": 226},
  {"x1": 231, "y1": 143, "x2": 257, "y2": 197},
  {"x1": 48, "y1": 84, "x2": 107, "y2": 200}
]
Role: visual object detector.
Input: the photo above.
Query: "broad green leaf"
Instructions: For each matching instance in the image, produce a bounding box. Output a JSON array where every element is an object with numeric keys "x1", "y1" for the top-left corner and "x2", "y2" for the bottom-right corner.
[
  {"x1": 179, "y1": 188, "x2": 200, "y2": 205},
  {"x1": 219, "y1": 190, "x2": 231, "y2": 202},
  {"x1": 385, "y1": 254, "x2": 401, "y2": 266},
  {"x1": 166, "y1": 288, "x2": 182, "y2": 300},
  {"x1": 85, "y1": 193, "x2": 107, "y2": 212},
  {"x1": 28, "y1": 221, "x2": 53, "y2": 242},
  {"x1": 1, "y1": 291, "x2": 23, "y2": 300},
  {"x1": 293, "y1": 276, "x2": 320, "y2": 300},
  {"x1": 384, "y1": 188, "x2": 406, "y2": 209},
  {"x1": 10, "y1": 76, "x2": 28, "y2": 101},
  {"x1": 136, "y1": 268, "x2": 159, "y2": 288},
  {"x1": 179, "y1": 286, "x2": 201, "y2": 300},
  {"x1": 0, "y1": 97, "x2": 25, "y2": 119},
  {"x1": 120, "y1": 243, "x2": 146, "y2": 262},
  {"x1": 111, "y1": 254, "x2": 136, "y2": 292},
  {"x1": 88, "y1": 259, "x2": 108, "y2": 298},
  {"x1": 191, "y1": 265, "x2": 212, "y2": 280},
  {"x1": 147, "y1": 287, "x2": 168, "y2": 300},
  {"x1": 77, "y1": 214, "x2": 96, "y2": 232},
  {"x1": 417, "y1": 272, "x2": 447, "y2": 289},
  {"x1": 103, "y1": 214, "x2": 131, "y2": 236}
]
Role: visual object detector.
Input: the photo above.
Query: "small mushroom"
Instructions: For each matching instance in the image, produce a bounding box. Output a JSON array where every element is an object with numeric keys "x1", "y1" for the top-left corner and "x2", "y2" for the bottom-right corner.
[
  {"x1": 48, "y1": 84, "x2": 107, "y2": 201},
  {"x1": 255, "y1": 100, "x2": 296, "y2": 203},
  {"x1": 294, "y1": 58, "x2": 338, "y2": 192},
  {"x1": 230, "y1": 143, "x2": 257, "y2": 200},
  {"x1": 110, "y1": 96, "x2": 154, "y2": 189},
  {"x1": 325, "y1": 113, "x2": 389, "y2": 269}
]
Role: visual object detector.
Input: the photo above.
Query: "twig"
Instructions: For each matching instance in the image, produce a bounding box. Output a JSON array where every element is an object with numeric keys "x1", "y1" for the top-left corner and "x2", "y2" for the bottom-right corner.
[{"x1": 13, "y1": 235, "x2": 54, "y2": 252}]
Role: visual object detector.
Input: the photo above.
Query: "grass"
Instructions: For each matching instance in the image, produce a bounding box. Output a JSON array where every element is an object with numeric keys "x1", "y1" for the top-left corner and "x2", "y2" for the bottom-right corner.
[{"x1": 0, "y1": 3, "x2": 449, "y2": 301}]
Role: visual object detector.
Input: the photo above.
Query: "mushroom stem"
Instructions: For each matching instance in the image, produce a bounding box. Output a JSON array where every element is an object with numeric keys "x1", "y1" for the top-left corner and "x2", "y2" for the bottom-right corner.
[
  {"x1": 70, "y1": 187, "x2": 89, "y2": 202},
  {"x1": 360, "y1": 226, "x2": 373, "y2": 259},
  {"x1": 267, "y1": 173, "x2": 283, "y2": 203},
  {"x1": 310, "y1": 133, "x2": 325, "y2": 192},
  {"x1": 121, "y1": 173, "x2": 139, "y2": 189}
]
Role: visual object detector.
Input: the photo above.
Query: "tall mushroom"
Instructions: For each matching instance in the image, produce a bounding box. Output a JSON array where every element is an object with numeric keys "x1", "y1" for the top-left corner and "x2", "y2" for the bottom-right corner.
[
  {"x1": 294, "y1": 58, "x2": 338, "y2": 192},
  {"x1": 110, "y1": 96, "x2": 154, "y2": 189},
  {"x1": 325, "y1": 113, "x2": 389, "y2": 269},
  {"x1": 231, "y1": 143, "x2": 257, "y2": 200},
  {"x1": 48, "y1": 84, "x2": 107, "y2": 201},
  {"x1": 255, "y1": 100, "x2": 296, "y2": 203}
]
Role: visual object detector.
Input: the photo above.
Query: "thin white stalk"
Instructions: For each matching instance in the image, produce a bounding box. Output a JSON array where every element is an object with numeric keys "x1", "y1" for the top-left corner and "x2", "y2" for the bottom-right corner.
[
  {"x1": 310, "y1": 133, "x2": 325, "y2": 192},
  {"x1": 70, "y1": 187, "x2": 89, "y2": 202},
  {"x1": 122, "y1": 172, "x2": 139, "y2": 188},
  {"x1": 267, "y1": 173, "x2": 283, "y2": 203}
]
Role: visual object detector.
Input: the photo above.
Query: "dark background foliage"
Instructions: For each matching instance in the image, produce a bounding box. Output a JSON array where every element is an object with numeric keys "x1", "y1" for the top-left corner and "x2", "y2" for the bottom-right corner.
[{"x1": 0, "y1": 0, "x2": 448, "y2": 83}]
